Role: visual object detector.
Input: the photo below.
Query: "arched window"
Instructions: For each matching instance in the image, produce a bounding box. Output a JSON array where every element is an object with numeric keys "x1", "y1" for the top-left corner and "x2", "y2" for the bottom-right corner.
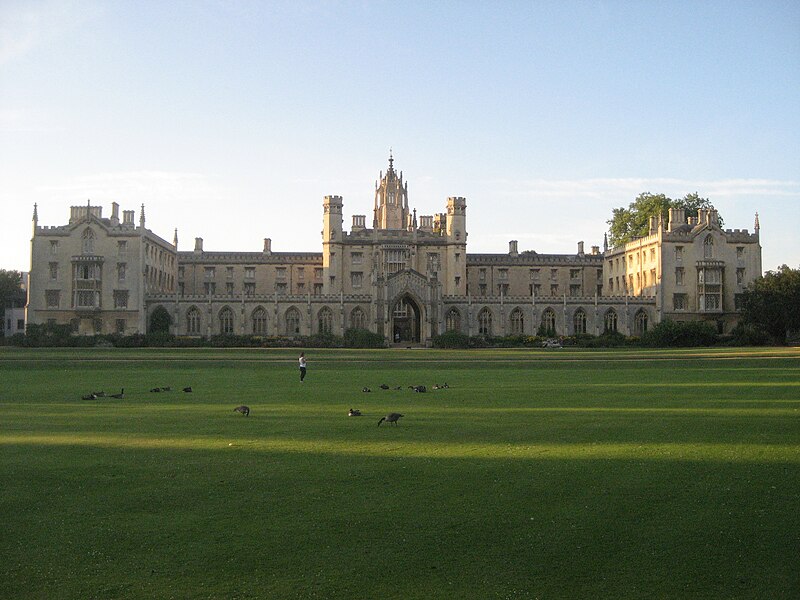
[
  {"x1": 541, "y1": 308, "x2": 556, "y2": 336},
  {"x1": 318, "y1": 306, "x2": 333, "y2": 334},
  {"x1": 186, "y1": 306, "x2": 201, "y2": 335},
  {"x1": 704, "y1": 235, "x2": 714, "y2": 259},
  {"x1": 573, "y1": 308, "x2": 587, "y2": 335},
  {"x1": 82, "y1": 228, "x2": 95, "y2": 254},
  {"x1": 446, "y1": 308, "x2": 461, "y2": 332},
  {"x1": 478, "y1": 308, "x2": 493, "y2": 336},
  {"x1": 285, "y1": 307, "x2": 301, "y2": 336},
  {"x1": 350, "y1": 307, "x2": 366, "y2": 330},
  {"x1": 219, "y1": 306, "x2": 234, "y2": 335},
  {"x1": 604, "y1": 308, "x2": 618, "y2": 333},
  {"x1": 252, "y1": 307, "x2": 268, "y2": 335},
  {"x1": 634, "y1": 309, "x2": 649, "y2": 335},
  {"x1": 510, "y1": 308, "x2": 524, "y2": 335}
]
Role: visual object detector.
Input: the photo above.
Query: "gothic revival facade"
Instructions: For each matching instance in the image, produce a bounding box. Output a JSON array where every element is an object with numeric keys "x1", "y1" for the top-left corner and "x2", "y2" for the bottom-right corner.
[{"x1": 27, "y1": 156, "x2": 762, "y2": 343}]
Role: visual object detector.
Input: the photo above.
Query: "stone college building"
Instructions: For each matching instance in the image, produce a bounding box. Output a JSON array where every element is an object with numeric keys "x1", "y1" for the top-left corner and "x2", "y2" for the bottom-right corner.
[{"x1": 27, "y1": 155, "x2": 762, "y2": 344}]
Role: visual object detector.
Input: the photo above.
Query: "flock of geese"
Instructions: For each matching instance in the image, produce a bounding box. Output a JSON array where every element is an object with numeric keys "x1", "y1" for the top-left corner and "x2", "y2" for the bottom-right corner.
[
  {"x1": 80, "y1": 387, "x2": 193, "y2": 400},
  {"x1": 81, "y1": 380, "x2": 450, "y2": 427}
]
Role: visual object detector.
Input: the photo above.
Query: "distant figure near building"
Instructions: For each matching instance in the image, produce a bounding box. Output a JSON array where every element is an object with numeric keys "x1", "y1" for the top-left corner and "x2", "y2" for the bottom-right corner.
[{"x1": 299, "y1": 352, "x2": 307, "y2": 382}]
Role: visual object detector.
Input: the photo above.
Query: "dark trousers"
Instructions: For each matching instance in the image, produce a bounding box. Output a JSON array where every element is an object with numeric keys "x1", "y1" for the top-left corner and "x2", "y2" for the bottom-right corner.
[{"x1": 300, "y1": 367, "x2": 306, "y2": 381}]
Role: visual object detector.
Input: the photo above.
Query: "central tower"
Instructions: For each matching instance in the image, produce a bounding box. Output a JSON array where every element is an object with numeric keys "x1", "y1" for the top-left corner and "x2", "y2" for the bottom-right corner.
[{"x1": 373, "y1": 151, "x2": 409, "y2": 230}]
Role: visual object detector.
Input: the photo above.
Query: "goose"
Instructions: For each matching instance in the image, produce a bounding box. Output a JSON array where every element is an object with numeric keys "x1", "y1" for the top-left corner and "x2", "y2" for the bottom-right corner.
[
  {"x1": 81, "y1": 393, "x2": 97, "y2": 400},
  {"x1": 348, "y1": 408, "x2": 362, "y2": 416},
  {"x1": 183, "y1": 387, "x2": 193, "y2": 393},
  {"x1": 362, "y1": 387, "x2": 371, "y2": 392},
  {"x1": 378, "y1": 412, "x2": 404, "y2": 426},
  {"x1": 150, "y1": 387, "x2": 162, "y2": 393},
  {"x1": 379, "y1": 384, "x2": 390, "y2": 390},
  {"x1": 93, "y1": 391, "x2": 106, "y2": 397},
  {"x1": 110, "y1": 388, "x2": 124, "y2": 399},
  {"x1": 233, "y1": 405, "x2": 250, "y2": 416}
]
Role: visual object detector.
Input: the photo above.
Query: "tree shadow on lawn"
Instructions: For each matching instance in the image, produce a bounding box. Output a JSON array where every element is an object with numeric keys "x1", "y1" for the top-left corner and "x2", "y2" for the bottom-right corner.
[{"x1": 2, "y1": 441, "x2": 798, "y2": 600}]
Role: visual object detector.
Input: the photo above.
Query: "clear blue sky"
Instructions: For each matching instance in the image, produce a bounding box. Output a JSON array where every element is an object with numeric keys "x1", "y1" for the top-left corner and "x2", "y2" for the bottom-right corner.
[{"x1": 1, "y1": 0, "x2": 798, "y2": 273}]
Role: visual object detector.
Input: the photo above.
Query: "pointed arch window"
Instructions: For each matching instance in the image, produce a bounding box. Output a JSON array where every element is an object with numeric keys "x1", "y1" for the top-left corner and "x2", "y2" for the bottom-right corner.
[
  {"x1": 604, "y1": 309, "x2": 618, "y2": 333},
  {"x1": 541, "y1": 308, "x2": 557, "y2": 336},
  {"x1": 252, "y1": 307, "x2": 268, "y2": 335},
  {"x1": 573, "y1": 308, "x2": 587, "y2": 335},
  {"x1": 187, "y1": 306, "x2": 201, "y2": 335},
  {"x1": 478, "y1": 308, "x2": 493, "y2": 336},
  {"x1": 634, "y1": 310, "x2": 649, "y2": 336},
  {"x1": 285, "y1": 307, "x2": 301, "y2": 336},
  {"x1": 318, "y1": 307, "x2": 333, "y2": 334},
  {"x1": 510, "y1": 308, "x2": 524, "y2": 335},
  {"x1": 219, "y1": 307, "x2": 234, "y2": 335},
  {"x1": 350, "y1": 307, "x2": 366, "y2": 330},
  {"x1": 446, "y1": 308, "x2": 461, "y2": 332}
]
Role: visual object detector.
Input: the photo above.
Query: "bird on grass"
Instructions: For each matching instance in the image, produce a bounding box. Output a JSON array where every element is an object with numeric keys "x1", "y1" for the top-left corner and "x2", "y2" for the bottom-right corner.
[
  {"x1": 81, "y1": 393, "x2": 97, "y2": 400},
  {"x1": 183, "y1": 387, "x2": 192, "y2": 393},
  {"x1": 378, "y1": 413, "x2": 404, "y2": 426},
  {"x1": 233, "y1": 405, "x2": 250, "y2": 416},
  {"x1": 379, "y1": 384, "x2": 390, "y2": 390},
  {"x1": 110, "y1": 388, "x2": 124, "y2": 399},
  {"x1": 362, "y1": 387, "x2": 371, "y2": 392},
  {"x1": 348, "y1": 408, "x2": 362, "y2": 416}
]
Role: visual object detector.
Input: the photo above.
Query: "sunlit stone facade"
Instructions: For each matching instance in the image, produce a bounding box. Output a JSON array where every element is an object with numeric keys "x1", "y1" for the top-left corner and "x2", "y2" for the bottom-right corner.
[{"x1": 27, "y1": 156, "x2": 762, "y2": 343}]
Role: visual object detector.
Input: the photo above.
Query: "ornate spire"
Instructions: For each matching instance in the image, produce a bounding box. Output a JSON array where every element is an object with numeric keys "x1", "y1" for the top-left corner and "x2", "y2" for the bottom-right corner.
[
  {"x1": 388, "y1": 148, "x2": 394, "y2": 174},
  {"x1": 32, "y1": 203, "x2": 38, "y2": 223},
  {"x1": 173, "y1": 228, "x2": 178, "y2": 248},
  {"x1": 140, "y1": 204, "x2": 146, "y2": 228},
  {"x1": 754, "y1": 212, "x2": 760, "y2": 232}
]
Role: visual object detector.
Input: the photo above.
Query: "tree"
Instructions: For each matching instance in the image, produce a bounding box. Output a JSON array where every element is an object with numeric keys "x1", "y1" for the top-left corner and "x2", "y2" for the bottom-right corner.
[
  {"x1": 148, "y1": 306, "x2": 172, "y2": 334},
  {"x1": 0, "y1": 269, "x2": 25, "y2": 313},
  {"x1": 739, "y1": 265, "x2": 800, "y2": 345},
  {"x1": 607, "y1": 192, "x2": 720, "y2": 248}
]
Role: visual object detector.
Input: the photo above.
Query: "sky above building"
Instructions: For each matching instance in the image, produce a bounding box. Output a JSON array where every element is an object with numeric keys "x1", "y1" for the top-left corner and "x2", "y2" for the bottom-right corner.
[{"x1": 1, "y1": 0, "x2": 798, "y2": 273}]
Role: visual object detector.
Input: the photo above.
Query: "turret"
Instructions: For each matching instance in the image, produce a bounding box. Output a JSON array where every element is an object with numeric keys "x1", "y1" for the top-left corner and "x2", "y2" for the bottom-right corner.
[
  {"x1": 374, "y1": 151, "x2": 409, "y2": 230},
  {"x1": 322, "y1": 195, "x2": 344, "y2": 294}
]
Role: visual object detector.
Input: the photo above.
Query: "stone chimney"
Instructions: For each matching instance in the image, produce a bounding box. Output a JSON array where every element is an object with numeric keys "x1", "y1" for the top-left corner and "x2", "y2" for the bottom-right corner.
[
  {"x1": 591, "y1": 245, "x2": 600, "y2": 255},
  {"x1": 509, "y1": 240, "x2": 518, "y2": 256},
  {"x1": 111, "y1": 202, "x2": 120, "y2": 226},
  {"x1": 263, "y1": 238, "x2": 272, "y2": 254},
  {"x1": 194, "y1": 237, "x2": 203, "y2": 253},
  {"x1": 577, "y1": 241, "x2": 585, "y2": 256},
  {"x1": 123, "y1": 210, "x2": 134, "y2": 226}
]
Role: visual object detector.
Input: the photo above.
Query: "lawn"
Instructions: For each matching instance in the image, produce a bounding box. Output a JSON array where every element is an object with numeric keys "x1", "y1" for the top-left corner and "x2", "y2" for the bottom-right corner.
[{"x1": 1, "y1": 347, "x2": 799, "y2": 599}]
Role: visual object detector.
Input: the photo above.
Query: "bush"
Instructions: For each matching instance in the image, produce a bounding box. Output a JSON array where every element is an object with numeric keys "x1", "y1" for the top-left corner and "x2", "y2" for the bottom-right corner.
[
  {"x1": 432, "y1": 330, "x2": 470, "y2": 349},
  {"x1": 343, "y1": 328, "x2": 386, "y2": 348},
  {"x1": 730, "y1": 323, "x2": 770, "y2": 346},
  {"x1": 640, "y1": 319, "x2": 718, "y2": 347}
]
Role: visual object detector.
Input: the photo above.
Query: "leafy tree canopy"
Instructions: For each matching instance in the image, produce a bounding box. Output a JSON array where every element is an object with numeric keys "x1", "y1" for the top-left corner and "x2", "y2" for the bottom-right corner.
[
  {"x1": 607, "y1": 192, "x2": 720, "y2": 248},
  {"x1": 0, "y1": 269, "x2": 25, "y2": 313},
  {"x1": 739, "y1": 265, "x2": 800, "y2": 345}
]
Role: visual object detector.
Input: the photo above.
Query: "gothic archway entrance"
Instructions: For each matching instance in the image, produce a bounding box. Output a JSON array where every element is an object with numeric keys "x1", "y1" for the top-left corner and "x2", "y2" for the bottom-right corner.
[{"x1": 391, "y1": 295, "x2": 421, "y2": 343}]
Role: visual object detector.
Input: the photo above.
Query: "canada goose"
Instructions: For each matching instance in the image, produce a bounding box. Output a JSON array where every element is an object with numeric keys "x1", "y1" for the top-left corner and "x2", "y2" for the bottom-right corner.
[
  {"x1": 379, "y1": 384, "x2": 389, "y2": 390},
  {"x1": 233, "y1": 405, "x2": 250, "y2": 416},
  {"x1": 409, "y1": 385, "x2": 426, "y2": 393},
  {"x1": 378, "y1": 412, "x2": 404, "y2": 426},
  {"x1": 362, "y1": 387, "x2": 371, "y2": 392},
  {"x1": 183, "y1": 387, "x2": 192, "y2": 393},
  {"x1": 150, "y1": 387, "x2": 162, "y2": 393},
  {"x1": 110, "y1": 388, "x2": 124, "y2": 399},
  {"x1": 161, "y1": 386, "x2": 171, "y2": 391},
  {"x1": 93, "y1": 391, "x2": 106, "y2": 397},
  {"x1": 348, "y1": 408, "x2": 362, "y2": 416},
  {"x1": 81, "y1": 393, "x2": 97, "y2": 400}
]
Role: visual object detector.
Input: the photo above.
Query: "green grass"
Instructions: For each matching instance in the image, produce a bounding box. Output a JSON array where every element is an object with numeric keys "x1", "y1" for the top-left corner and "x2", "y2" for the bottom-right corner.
[{"x1": 1, "y1": 346, "x2": 799, "y2": 599}]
